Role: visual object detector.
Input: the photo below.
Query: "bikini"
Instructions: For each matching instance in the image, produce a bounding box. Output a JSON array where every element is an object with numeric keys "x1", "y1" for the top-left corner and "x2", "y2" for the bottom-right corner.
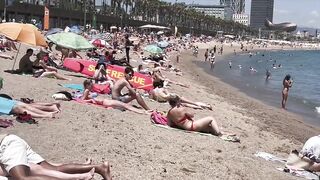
[{"x1": 169, "y1": 109, "x2": 195, "y2": 131}]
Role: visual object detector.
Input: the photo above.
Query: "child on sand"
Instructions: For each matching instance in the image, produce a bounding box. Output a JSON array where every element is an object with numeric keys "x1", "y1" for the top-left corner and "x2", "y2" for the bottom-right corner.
[{"x1": 82, "y1": 79, "x2": 149, "y2": 115}]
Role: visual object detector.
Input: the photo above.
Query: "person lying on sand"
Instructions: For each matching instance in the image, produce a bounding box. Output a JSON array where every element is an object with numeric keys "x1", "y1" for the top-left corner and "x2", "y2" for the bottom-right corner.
[
  {"x1": 0, "y1": 159, "x2": 95, "y2": 180},
  {"x1": 152, "y1": 64, "x2": 188, "y2": 88},
  {"x1": 0, "y1": 96, "x2": 60, "y2": 118},
  {"x1": 0, "y1": 134, "x2": 111, "y2": 180},
  {"x1": 149, "y1": 86, "x2": 212, "y2": 110},
  {"x1": 111, "y1": 67, "x2": 151, "y2": 110},
  {"x1": 82, "y1": 80, "x2": 150, "y2": 115},
  {"x1": 32, "y1": 55, "x2": 71, "y2": 80},
  {"x1": 166, "y1": 95, "x2": 235, "y2": 137}
]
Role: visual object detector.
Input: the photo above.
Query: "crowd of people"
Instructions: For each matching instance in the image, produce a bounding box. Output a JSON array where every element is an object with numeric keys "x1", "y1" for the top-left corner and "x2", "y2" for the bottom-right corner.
[{"x1": 0, "y1": 27, "x2": 318, "y2": 180}]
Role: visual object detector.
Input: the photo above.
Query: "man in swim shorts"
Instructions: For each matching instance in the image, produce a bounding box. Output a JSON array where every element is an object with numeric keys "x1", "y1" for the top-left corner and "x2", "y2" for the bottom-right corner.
[
  {"x1": 0, "y1": 134, "x2": 112, "y2": 179},
  {"x1": 111, "y1": 67, "x2": 150, "y2": 110}
]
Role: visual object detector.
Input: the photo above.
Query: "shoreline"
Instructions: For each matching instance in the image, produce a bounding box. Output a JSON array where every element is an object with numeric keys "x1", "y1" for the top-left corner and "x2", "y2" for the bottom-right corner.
[{"x1": 175, "y1": 44, "x2": 320, "y2": 144}]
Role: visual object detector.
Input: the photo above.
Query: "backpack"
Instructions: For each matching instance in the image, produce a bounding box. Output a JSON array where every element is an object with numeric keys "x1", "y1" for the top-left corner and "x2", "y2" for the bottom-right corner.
[{"x1": 150, "y1": 111, "x2": 168, "y2": 125}]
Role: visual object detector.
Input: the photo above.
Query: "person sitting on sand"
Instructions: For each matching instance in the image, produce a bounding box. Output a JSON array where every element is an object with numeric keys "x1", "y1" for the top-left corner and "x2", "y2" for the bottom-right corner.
[
  {"x1": 93, "y1": 63, "x2": 114, "y2": 87},
  {"x1": 18, "y1": 48, "x2": 34, "y2": 74},
  {"x1": 166, "y1": 95, "x2": 235, "y2": 137},
  {"x1": 152, "y1": 64, "x2": 188, "y2": 88},
  {"x1": 0, "y1": 134, "x2": 111, "y2": 180},
  {"x1": 282, "y1": 74, "x2": 293, "y2": 109},
  {"x1": 82, "y1": 79, "x2": 149, "y2": 114},
  {"x1": 111, "y1": 67, "x2": 151, "y2": 110},
  {"x1": 149, "y1": 86, "x2": 212, "y2": 110}
]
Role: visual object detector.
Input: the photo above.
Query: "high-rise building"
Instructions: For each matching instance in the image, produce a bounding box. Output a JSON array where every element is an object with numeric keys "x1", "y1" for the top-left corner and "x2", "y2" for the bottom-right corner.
[
  {"x1": 220, "y1": 0, "x2": 245, "y2": 14},
  {"x1": 189, "y1": 5, "x2": 226, "y2": 19},
  {"x1": 250, "y1": 0, "x2": 274, "y2": 29}
]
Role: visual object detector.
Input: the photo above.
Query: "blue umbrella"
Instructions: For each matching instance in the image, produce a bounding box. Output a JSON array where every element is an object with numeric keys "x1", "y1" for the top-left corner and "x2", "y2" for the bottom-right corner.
[
  {"x1": 70, "y1": 26, "x2": 82, "y2": 34},
  {"x1": 45, "y1": 28, "x2": 63, "y2": 36},
  {"x1": 157, "y1": 41, "x2": 169, "y2": 48}
]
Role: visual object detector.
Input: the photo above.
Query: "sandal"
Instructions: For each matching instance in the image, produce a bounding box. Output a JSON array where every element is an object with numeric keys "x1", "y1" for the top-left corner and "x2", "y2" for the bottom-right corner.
[
  {"x1": 0, "y1": 119, "x2": 14, "y2": 128},
  {"x1": 16, "y1": 112, "x2": 37, "y2": 124}
]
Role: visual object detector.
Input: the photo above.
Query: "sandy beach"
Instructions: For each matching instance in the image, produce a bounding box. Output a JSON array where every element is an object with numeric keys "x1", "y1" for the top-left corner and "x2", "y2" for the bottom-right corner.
[{"x1": 0, "y1": 41, "x2": 319, "y2": 180}]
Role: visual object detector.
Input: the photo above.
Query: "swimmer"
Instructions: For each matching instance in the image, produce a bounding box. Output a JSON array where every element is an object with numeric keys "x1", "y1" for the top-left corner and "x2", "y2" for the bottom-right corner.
[
  {"x1": 265, "y1": 69, "x2": 271, "y2": 80},
  {"x1": 228, "y1": 61, "x2": 232, "y2": 69},
  {"x1": 249, "y1": 66, "x2": 257, "y2": 72},
  {"x1": 249, "y1": 52, "x2": 252, "y2": 57},
  {"x1": 238, "y1": 65, "x2": 242, "y2": 69}
]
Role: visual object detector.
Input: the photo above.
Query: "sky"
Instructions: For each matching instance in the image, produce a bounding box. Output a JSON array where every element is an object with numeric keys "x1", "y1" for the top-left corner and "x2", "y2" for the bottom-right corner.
[{"x1": 164, "y1": 0, "x2": 320, "y2": 28}]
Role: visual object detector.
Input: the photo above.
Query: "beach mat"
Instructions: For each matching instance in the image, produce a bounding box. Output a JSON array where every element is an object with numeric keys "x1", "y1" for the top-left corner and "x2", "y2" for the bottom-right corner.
[{"x1": 152, "y1": 123, "x2": 240, "y2": 142}]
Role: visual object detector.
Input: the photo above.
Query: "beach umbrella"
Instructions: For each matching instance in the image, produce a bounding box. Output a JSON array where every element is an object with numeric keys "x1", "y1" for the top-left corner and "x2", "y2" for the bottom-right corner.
[
  {"x1": 69, "y1": 26, "x2": 82, "y2": 34},
  {"x1": 47, "y1": 32, "x2": 94, "y2": 50},
  {"x1": 0, "y1": 22, "x2": 47, "y2": 69},
  {"x1": 105, "y1": 33, "x2": 113, "y2": 41},
  {"x1": 90, "y1": 39, "x2": 110, "y2": 47},
  {"x1": 45, "y1": 28, "x2": 63, "y2": 36},
  {"x1": 144, "y1": 45, "x2": 163, "y2": 54},
  {"x1": 157, "y1": 41, "x2": 169, "y2": 48}
]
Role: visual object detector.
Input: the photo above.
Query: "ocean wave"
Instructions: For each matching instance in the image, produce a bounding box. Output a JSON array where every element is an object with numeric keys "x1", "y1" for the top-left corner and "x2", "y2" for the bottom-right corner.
[{"x1": 316, "y1": 107, "x2": 320, "y2": 114}]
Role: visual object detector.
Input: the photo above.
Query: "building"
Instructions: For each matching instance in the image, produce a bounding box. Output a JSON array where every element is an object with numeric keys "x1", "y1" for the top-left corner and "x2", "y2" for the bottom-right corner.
[
  {"x1": 220, "y1": 0, "x2": 245, "y2": 14},
  {"x1": 250, "y1": 0, "x2": 274, "y2": 29},
  {"x1": 189, "y1": 5, "x2": 226, "y2": 19},
  {"x1": 232, "y1": 14, "x2": 249, "y2": 26}
]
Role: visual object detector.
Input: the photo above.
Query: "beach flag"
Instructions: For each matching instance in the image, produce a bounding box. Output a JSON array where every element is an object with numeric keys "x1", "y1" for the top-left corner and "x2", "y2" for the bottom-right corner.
[{"x1": 44, "y1": 6, "x2": 49, "y2": 30}]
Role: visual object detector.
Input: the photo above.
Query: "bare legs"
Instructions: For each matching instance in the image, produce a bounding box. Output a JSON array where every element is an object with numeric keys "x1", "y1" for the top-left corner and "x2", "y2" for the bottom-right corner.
[
  {"x1": 40, "y1": 72, "x2": 71, "y2": 81},
  {"x1": 282, "y1": 88, "x2": 289, "y2": 109},
  {"x1": 121, "y1": 93, "x2": 150, "y2": 110},
  {"x1": 193, "y1": 116, "x2": 235, "y2": 136},
  {"x1": 9, "y1": 165, "x2": 63, "y2": 180},
  {"x1": 39, "y1": 161, "x2": 112, "y2": 180},
  {"x1": 12, "y1": 102, "x2": 58, "y2": 118},
  {"x1": 102, "y1": 99, "x2": 148, "y2": 114}
]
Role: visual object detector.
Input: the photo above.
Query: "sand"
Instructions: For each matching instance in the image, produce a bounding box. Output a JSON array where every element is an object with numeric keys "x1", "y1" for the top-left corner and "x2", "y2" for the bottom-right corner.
[{"x1": 0, "y1": 41, "x2": 319, "y2": 180}]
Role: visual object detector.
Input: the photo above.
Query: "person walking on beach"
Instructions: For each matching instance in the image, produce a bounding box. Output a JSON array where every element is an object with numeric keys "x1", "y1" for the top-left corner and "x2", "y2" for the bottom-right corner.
[
  {"x1": 213, "y1": 45, "x2": 217, "y2": 54},
  {"x1": 125, "y1": 34, "x2": 133, "y2": 64},
  {"x1": 204, "y1": 49, "x2": 208, "y2": 61},
  {"x1": 282, "y1": 74, "x2": 293, "y2": 109},
  {"x1": 210, "y1": 52, "x2": 216, "y2": 69}
]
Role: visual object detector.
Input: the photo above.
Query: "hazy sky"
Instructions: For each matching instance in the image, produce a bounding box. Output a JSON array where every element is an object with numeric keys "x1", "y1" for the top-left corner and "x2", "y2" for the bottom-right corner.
[{"x1": 164, "y1": 0, "x2": 320, "y2": 28}]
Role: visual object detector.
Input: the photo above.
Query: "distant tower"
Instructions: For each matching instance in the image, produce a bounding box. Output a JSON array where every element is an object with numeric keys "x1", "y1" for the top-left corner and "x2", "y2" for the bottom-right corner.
[
  {"x1": 220, "y1": 0, "x2": 245, "y2": 14},
  {"x1": 250, "y1": 0, "x2": 274, "y2": 29}
]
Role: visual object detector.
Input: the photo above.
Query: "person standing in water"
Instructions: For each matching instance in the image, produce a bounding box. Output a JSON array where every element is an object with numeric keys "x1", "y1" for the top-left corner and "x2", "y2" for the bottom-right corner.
[
  {"x1": 282, "y1": 74, "x2": 293, "y2": 109},
  {"x1": 228, "y1": 61, "x2": 232, "y2": 69},
  {"x1": 265, "y1": 69, "x2": 271, "y2": 80}
]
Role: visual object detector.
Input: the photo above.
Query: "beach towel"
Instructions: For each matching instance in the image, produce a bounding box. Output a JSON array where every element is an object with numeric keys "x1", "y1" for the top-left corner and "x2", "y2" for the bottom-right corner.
[
  {"x1": 150, "y1": 111, "x2": 168, "y2": 125},
  {"x1": 151, "y1": 120, "x2": 240, "y2": 142},
  {"x1": 255, "y1": 151, "x2": 319, "y2": 179},
  {"x1": 61, "y1": 83, "x2": 111, "y2": 94}
]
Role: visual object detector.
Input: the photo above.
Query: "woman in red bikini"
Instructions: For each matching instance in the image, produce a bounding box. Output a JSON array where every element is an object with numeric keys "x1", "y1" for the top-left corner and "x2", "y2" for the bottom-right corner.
[{"x1": 167, "y1": 95, "x2": 234, "y2": 136}]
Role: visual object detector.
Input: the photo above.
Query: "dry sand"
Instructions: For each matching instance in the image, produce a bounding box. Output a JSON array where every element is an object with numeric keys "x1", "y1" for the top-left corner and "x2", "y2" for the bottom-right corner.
[{"x1": 0, "y1": 42, "x2": 319, "y2": 180}]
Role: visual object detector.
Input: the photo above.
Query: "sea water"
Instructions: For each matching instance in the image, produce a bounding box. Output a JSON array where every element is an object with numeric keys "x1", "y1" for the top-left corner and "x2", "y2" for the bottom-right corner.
[{"x1": 196, "y1": 50, "x2": 320, "y2": 126}]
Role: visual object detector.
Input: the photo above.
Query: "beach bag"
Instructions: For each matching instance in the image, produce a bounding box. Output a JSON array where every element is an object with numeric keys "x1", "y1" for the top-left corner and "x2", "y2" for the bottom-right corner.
[{"x1": 150, "y1": 111, "x2": 168, "y2": 125}]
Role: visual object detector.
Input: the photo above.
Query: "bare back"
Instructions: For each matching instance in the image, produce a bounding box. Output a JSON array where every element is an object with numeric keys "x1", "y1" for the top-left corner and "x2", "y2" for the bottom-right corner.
[
  {"x1": 167, "y1": 106, "x2": 191, "y2": 129},
  {"x1": 111, "y1": 78, "x2": 130, "y2": 98}
]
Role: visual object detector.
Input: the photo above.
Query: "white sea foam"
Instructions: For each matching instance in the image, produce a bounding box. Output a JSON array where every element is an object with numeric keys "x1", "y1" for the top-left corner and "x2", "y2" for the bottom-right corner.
[{"x1": 316, "y1": 107, "x2": 320, "y2": 114}]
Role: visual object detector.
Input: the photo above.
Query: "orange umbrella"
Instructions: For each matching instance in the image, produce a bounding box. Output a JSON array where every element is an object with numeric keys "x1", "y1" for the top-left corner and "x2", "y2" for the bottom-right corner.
[
  {"x1": 0, "y1": 23, "x2": 47, "y2": 69},
  {"x1": 0, "y1": 22, "x2": 47, "y2": 46}
]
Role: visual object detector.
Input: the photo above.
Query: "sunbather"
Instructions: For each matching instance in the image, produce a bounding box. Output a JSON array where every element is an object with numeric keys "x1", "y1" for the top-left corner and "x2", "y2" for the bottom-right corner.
[
  {"x1": 152, "y1": 64, "x2": 187, "y2": 88},
  {"x1": 166, "y1": 95, "x2": 235, "y2": 136},
  {"x1": 149, "y1": 87, "x2": 212, "y2": 110},
  {"x1": 33, "y1": 58, "x2": 71, "y2": 80},
  {"x1": 0, "y1": 97, "x2": 60, "y2": 118},
  {"x1": 0, "y1": 134, "x2": 111, "y2": 180},
  {"x1": 111, "y1": 67, "x2": 150, "y2": 110},
  {"x1": 82, "y1": 80, "x2": 149, "y2": 115},
  {"x1": 287, "y1": 135, "x2": 320, "y2": 172}
]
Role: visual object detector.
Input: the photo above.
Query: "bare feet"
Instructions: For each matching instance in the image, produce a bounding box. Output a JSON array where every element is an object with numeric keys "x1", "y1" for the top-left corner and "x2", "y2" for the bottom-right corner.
[
  {"x1": 81, "y1": 168, "x2": 95, "y2": 180},
  {"x1": 96, "y1": 162, "x2": 112, "y2": 180}
]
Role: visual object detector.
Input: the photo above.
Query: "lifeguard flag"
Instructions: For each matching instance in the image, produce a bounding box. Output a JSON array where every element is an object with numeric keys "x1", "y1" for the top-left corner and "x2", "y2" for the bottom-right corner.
[{"x1": 44, "y1": 6, "x2": 49, "y2": 30}]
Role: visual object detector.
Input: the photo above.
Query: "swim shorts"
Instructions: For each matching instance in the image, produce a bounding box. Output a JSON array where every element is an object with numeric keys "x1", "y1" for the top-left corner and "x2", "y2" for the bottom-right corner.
[
  {"x1": 0, "y1": 97, "x2": 17, "y2": 115},
  {"x1": 0, "y1": 135, "x2": 45, "y2": 172}
]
